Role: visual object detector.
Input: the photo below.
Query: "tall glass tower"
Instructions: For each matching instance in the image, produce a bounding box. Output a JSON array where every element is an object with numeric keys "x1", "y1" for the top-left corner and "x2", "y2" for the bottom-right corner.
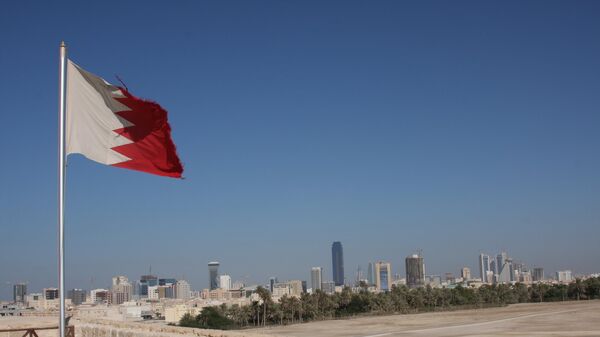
[
  {"x1": 331, "y1": 241, "x2": 345, "y2": 286},
  {"x1": 405, "y1": 254, "x2": 425, "y2": 288},
  {"x1": 208, "y1": 262, "x2": 220, "y2": 290}
]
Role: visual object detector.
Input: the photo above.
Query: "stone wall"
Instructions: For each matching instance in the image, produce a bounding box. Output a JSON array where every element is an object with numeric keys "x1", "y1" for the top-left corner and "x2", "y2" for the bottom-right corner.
[{"x1": 74, "y1": 319, "x2": 281, "y2": 337}]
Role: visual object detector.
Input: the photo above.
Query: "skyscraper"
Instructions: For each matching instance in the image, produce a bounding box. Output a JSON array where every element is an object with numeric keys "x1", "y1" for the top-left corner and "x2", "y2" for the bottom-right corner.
[
  {"x1": 479, "y1": 253, "x2": 491, "y2": 283},
  {"x1": 208, "y1": 262, "x2": 220, "y2": 290},
  {"x1": 355, "y1": 265, "x2": 363, "y2": 286},
  {"x1": 406, "y1": 254, "x2": 425, "y2": 288},
  {"x1": 269, "y1": 277, "x2": 278, "y2": 292},
  {"x1": 219, "y1": 274, "x2": 232, "y2": 290},
  {"x1": 139, "y1": 274, "x2": 158, "y2": 297},
  {"x1": 367, "y1": 262, "x2": 375, "y2": 285},
  {"x1": 159, "y1": 278, "x2": 177, "y2": 286},
  {"x1": 331, "y1": 241, "x2": 345, "y2": 286},
  {"x1": 496, "y1": 252, "x2": 512, "y2": 284},
  {"x1": 111, "y1": 276, "x2": 132, "y2": 304},
  {"x1": 311, "y1": 267, "x2": 323, "y2": 291},
  {"x1": 533, "y1": 267, "x2": 544, "y2": 282},
  {"x1": 375, "y1": 261, "x2": 391, "y2": 291},
  {"x1": 175, "y1": 280, "x2": 191, "y2": 299},
  {"x1": 13, "y1": 283, "x2": 27, "y2": 303}
]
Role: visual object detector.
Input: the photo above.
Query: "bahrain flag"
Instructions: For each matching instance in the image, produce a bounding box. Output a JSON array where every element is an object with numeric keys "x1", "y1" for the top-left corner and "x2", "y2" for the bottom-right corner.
[{"x1": 65, "y1": 60, "x2": 183, "y2": 178}]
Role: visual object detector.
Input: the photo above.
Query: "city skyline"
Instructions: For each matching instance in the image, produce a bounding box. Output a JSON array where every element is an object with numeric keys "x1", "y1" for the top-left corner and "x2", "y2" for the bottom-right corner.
[
  {"x1": 1, "y1": 244, "x2": 586, "y2": 301},
  {"x1": 2, "y1": 1, "x2": 600, "y2": 301}
]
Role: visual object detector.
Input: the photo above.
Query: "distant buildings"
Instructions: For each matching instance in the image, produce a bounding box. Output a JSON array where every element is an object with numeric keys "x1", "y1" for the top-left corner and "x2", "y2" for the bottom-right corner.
[
  {"x1": 321, "y1": 281, "x2": 335, "y2": 294},
  {"x1": 269, "y1": 277, "x2": 277, "y2": 292},
  {"x1": 461, "y1": 267, "x2": 471, "y2": 280},
  {"x1": 68, "y1": 289, "x2": 86, "y2": 305},
  {"x1": 111, "y1": 276, "x2": 133, "y2": 304},
  {"x1": 533, "y1": 268, "x2": 545, "y2": 282},
  {"x1": 406, "y1": 254, "x2": 425, "y2": 288},
  {"x1": 24, "y1": 293, "x2": 42, "y2": 307},
  {"x1": 159, "y1": 278, "x2": 177, "y2": 286},
  {"x1": 479, "y1": 251, "x2": 528, "y2": 284},
  {"x1": 13, "y1": 283, "x2": 27, "y2": 303},
  {"x1": 425, "y1": 275, "x2": 442, "y2": 287},
  {"x1": 355, "y1": 266, "x2": 364, "y2": 286},
  {"x1": 208, "y1": 262, "x2": 220, "y2": 290},
  {"x1": 375, "y1": 261, "x2": 391, "y2": 291},
  {"x1": 367, "y1": 262, "x2": 375, "y2": 286},
  {"x1": 219, "y1": 274, "x2": 232, "y2": 291},
  {"x1": 311, "y1": 267, "x2": 323, "y2": 291},
  {"x1": 556, "y1": 270, "x2": 573, "y2": 283},
  {"x1": 175, "y1": 280, "x2": 191, "y2": 299},
  {"x1": 232, "y1": 280, "x2": 245, "y2": 290},
  {"x1": 139, "y1": 275, "x2": 158, "y2": 297},
  {"x1": 331, "y1": 241, "x2": 345, "y2": 286},
  {"x1": 43, "y1": 288, "x2": 59, "y2": 300},
  {"x1": 496, "y1": 252, "x2": 513, "y2": 283},
  {"x1": 272, "y1": 280, "x2": 304, "y2": 298},
  {"x1": 479, "y1": 253, "x2": 492, "y2": 283},
  {"x1": 90, "y1": 288, "x2": 109, "y2": 304}
]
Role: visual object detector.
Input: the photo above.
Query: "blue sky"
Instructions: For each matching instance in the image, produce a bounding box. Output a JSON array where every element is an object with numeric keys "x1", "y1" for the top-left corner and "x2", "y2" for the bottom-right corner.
[{"x1": 1, "y1": 1, "x2": 599, "y2": 299}]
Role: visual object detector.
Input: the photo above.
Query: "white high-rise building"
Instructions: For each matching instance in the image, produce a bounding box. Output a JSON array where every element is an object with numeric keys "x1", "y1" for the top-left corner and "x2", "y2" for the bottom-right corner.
[
  {"x1": 219, "y1": 275, "x2": 232, "y2": 291},
  {"x1": 175, "y1": 280, "x2": 191, "y2": 299},
  {"x1": 556, "y1": 270, "x2": 573, "y2": 283},
  {"x1": 311, "y1": 267, "x2": 323, "y2": 291}
]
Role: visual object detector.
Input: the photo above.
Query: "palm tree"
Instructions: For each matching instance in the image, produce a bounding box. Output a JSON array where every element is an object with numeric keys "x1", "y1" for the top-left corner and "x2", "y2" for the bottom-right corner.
[
  {"x1": 289, "y1": 296, "x2": 300, "y2": 323},
  {"x1": 256, "y1": 286, "x2": 272, "y2": 326}
]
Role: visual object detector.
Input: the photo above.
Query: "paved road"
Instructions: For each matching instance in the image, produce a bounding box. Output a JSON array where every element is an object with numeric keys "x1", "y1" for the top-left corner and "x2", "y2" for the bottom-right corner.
[{"x1": 256, "y1": 300, "x2": 600, "y2": 337}]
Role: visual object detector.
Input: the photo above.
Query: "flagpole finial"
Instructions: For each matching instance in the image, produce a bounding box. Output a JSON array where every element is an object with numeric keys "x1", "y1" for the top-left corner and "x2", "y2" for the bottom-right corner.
[{"x1": 60, "y1": 41, "x2": 66, "y2": 48}]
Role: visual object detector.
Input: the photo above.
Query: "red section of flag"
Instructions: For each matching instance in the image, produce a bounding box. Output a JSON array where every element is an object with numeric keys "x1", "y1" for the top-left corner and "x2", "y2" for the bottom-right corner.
[{"x1": 111, "y1": 88, "x2": 184, "y2": 178}]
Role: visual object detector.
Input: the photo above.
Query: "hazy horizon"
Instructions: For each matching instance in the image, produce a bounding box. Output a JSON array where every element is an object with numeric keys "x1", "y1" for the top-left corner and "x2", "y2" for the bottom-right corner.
[{"x1": 1, "y1": 1, "x2": 599, "y2": 301}]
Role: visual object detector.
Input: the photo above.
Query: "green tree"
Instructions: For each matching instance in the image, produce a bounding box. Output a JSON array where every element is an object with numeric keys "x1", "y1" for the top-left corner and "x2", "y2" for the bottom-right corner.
[
  {"x1": 197, "y1": 306, "x2": 234, "y2": 330},
  {"x1": 568, "y1": 279, "x2": 586, "y2": 301},
  {"x1": 585, "y1": 277, "x2": 600, "y2": 299},
  {"x1": 179, "y1": 313, "x2": 201, "y2": 328},
  {"x1": 514, "y1": 283, "x2": 530, "y2": 303}
]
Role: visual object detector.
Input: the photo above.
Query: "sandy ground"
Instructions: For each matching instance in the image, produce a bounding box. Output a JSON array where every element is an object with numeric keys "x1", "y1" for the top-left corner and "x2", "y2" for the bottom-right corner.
[
  {"x1": 0, "y1": 316, "x2": 59, "y2": 337},
  {"x1": 255, "y1": 300, "x2": 600, "y2": 337},
  {"x1": 2, "y1": 301, "x2": 599, "y2": 337}
]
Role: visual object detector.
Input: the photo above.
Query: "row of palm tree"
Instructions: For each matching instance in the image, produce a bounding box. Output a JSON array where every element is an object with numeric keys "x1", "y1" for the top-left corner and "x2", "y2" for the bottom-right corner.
[{"x1": 180, "y1": 276, "x2": 600, "y2": 329}]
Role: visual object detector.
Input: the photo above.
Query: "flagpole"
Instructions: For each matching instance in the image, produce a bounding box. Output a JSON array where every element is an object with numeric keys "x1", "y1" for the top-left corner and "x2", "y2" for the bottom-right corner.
[{"x1": 58, "y1": 41, "x2": 67, "y2": 337}]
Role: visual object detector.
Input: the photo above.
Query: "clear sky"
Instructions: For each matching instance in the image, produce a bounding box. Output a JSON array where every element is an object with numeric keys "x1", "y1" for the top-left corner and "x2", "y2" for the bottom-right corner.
[{"x1": 1, "y1": 1, "x2": 599, "y2": 300}]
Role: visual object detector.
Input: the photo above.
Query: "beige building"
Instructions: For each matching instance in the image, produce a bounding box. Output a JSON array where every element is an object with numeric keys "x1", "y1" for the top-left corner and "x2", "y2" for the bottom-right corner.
[
  {"x1": 375, "y1": 262, "x2": 392, "y2": 291},
  {"x1": 175, "y1": 280, "x2": 191, "y2": 299},
  {"x1": 272, "y1": 280, "x2": 304, "y2": 299},
  {"x1": 461, "y1": 267, "x2": 471, "y2": 280},
  {"x1": 111, "y1": 276, "x2": 133, "y2": 305},
  {"x1": 165, "y1": 304, "x2": 204, "y2": 323}
]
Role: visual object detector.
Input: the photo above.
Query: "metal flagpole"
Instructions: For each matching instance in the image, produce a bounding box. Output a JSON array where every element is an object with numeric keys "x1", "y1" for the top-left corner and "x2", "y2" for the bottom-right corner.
[{"x1": 58, "y1": 41, "x2": 68, "y2": 337}]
